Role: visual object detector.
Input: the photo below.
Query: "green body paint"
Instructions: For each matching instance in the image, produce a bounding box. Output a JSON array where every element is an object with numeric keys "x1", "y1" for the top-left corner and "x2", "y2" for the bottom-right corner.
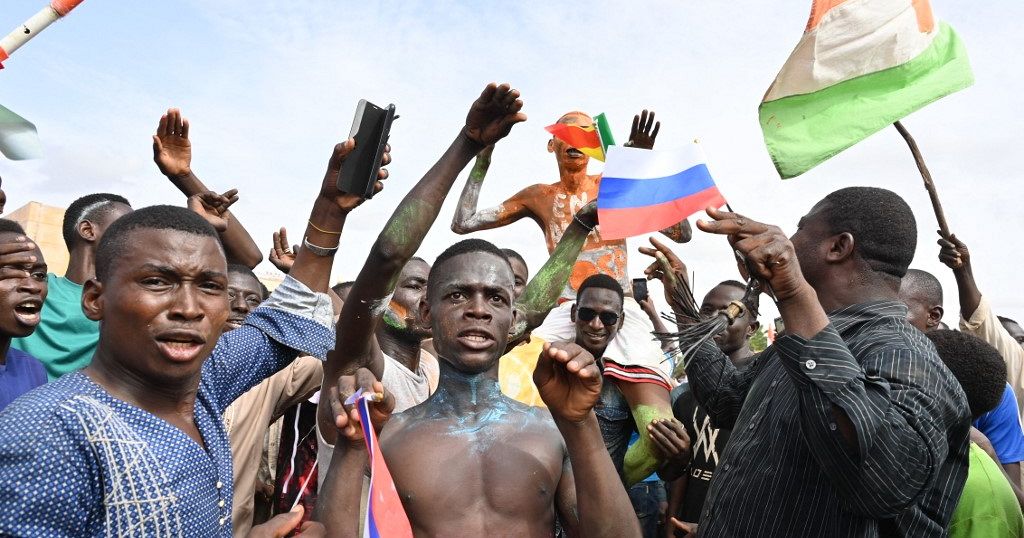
[
  {"x1": 468, "y1": 148, "x2": 492, "y2": 184},
  {"x1": 380, "y1": 199, "x2": 431, "y2": 245},
  {"x1": 623, "y1": 404, "x2": 673, "y2": 487},
  {"x1": 511, "y1": 221, "x2": 590, "y2": 340}
]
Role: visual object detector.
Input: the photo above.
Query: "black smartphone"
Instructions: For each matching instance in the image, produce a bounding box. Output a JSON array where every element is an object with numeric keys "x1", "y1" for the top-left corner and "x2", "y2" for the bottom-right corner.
[
  {"x1": 632, "y1": 278, "x2": 649, "y2": 303},
  {"x1": 336, "y1": 99, "x2": 396, "y2": 199}
]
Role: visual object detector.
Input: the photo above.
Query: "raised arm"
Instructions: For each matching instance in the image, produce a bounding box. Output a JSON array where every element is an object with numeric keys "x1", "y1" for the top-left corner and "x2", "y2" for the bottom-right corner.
[
  {"x1": 537, "y1": 342, "x2": 641, "y2": 538},
  {"x1": 153, "y1": 108, "x2": 263, "y2": 268},
  {"x1": 509, "y1": 202, "x2": 597, "y2": 343},
  {"x1": 319, "y1": 83, "x2": 527, "y2": 446},
  {"x1": 450, "y1": 144, "x2": 535, "y2": 234},
  {"x1": 940, "y1": 234, "x2": 1024, "y2": 391},
  {"x1": 699, "y1": 207, "x2": 969, "y2": 516}
]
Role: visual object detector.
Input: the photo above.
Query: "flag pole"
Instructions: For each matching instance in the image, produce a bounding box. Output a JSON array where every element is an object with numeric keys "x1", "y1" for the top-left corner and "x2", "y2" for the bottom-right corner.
[{"x1": 893, "y1": 121, "x2": 952, "y2": 238}]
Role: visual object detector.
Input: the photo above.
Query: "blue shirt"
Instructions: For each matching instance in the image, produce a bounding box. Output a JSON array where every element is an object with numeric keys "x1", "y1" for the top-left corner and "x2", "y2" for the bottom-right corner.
[
  {"x1": 974, "y1": 383, "x2": 1024, "y2": 465},
  {"x1": 0, "y1": 276, "x2": 334, "y2": 537},
  {"x1": 0, "y1": 347, "x2": 47, "y2": 410}
]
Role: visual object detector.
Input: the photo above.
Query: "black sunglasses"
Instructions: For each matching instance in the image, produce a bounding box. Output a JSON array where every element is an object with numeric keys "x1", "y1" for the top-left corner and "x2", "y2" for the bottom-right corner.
[{"x1": 578, "y1": 307, "x2": 619, "y2": 326}]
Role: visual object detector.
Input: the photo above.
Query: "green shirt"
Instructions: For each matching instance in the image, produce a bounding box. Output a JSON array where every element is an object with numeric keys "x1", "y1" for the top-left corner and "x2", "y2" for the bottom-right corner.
[
  {"x1": 10, "y1": 274, "x2": 98, "y2": 380},
  {"x1": 949, "y1": 442, "x2": 1024, "y2": 538}
]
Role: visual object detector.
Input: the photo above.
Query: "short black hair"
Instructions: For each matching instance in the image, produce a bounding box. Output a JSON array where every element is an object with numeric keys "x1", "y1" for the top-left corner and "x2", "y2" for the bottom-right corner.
[
  {"x1": 903, "y1": 269, "x2": 943, "y2": 305},
  {"x1": 998, "y1": 316, "x2": 1020, "y2": 327},
  {"x1": 95, "y1": 205, "x2": 221, "y2": 282},
  {"x1": 428, "y1": 239, "x2": 512, "y2": 298},
  {"x1": 717, "y1": 280, "x2": 746, "y2": 292},
  {"x1": 819, "y1": 187, "x2": 916, "y2": 278},
  {"x1": 577, "y1": 274, "x2": 624, "y2": 308},
  {"x1": 62, "y1": 193, "x2": 131, "y2": 249},
  {"x1": 0, "y1": 219, "x2": 26, "y2": 235},
  {"x1": 332, "y1": 281, "x2": 355, "y2": 296},
  {"x1": 926, "y1": 329, "x2": 1006, "y2": 418},
  {"x1": 227, "y1": 263, "x2": 268, "y2": 299},
  {"x1": 501, "y1": 248, "x2": 528, "y2": 271}
]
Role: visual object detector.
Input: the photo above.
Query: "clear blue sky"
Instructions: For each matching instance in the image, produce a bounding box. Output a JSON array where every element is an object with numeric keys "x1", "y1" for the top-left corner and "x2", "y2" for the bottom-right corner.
[{"x1": 1, "y1": 0, "x2": 1021, "y2": 323}]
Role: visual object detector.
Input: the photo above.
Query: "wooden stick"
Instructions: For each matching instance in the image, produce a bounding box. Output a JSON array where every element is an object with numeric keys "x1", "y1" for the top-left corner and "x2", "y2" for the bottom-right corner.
[{"x1": 893, "y1": 121, "x2": 952, "y2": 238}]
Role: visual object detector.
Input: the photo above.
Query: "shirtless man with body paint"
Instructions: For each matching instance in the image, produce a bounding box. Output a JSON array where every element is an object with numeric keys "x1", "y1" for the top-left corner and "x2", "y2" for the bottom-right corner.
[
  {"x1": 451, "y1": 110, "x2": 691, "y2": 298},
  {"x1": 315, "y1": 83, "x2": 529, "y2": 477},
  {"x1": 453, "y1": 112, "x2": 682, "y2": 486},
  {"x1": 318, "y1": 238, "x2": 641, "y2": 538}
]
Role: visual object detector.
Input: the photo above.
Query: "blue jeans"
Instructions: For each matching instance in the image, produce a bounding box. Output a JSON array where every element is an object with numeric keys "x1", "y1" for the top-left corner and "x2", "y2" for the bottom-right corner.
[{"x1": 629, "y1": 480, "x2": 666, "y2": 538}]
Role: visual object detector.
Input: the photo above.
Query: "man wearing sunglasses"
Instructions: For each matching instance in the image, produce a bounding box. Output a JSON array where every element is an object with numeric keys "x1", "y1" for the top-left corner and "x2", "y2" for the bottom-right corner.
[{"x1": 571, "y1": 274, "x2": 675, "y2": 497}]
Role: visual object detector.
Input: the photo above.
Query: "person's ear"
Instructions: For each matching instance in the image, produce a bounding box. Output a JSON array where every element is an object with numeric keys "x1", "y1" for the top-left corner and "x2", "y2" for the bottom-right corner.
[
  {"x1": 747, "y1": 320, "x2": 760, "y2": 338},
  {"x1": 547, "y1": 138, "x2": 556, "y2": 154},
  {"x1": 77, "y1": 220, "x2": 99, "y2": 244},
  {"x1": 81, "y1": 278, "x2": 105, "y2": 321},
  {"x1": 616, "y1": 309, "x2": 625, "y2": 330},
  {"x1": 418, "y1": 298, "x2": 431, "y2": 328},
  {"x1": 927, "y1": 305, "x2": 944, "y2": 329},
  {"x1": 570, "y1": 303, "x2": 578, "y2": 323},
  {"x1": 826, "y1": 232, "x2": 856, "y2": 263},
  {"x1": 508, "y1": 307, "x2": 520, "y2": 337}
]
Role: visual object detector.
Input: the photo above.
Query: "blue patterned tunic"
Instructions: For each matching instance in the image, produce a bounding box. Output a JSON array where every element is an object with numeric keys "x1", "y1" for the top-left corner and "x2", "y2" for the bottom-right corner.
[{"x1": 0, "y1": 276, "x2": 334, "y2": 537}]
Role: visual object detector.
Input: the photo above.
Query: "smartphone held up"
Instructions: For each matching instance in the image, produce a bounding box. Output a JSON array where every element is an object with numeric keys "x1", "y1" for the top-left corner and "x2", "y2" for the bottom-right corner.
[{"x1": 336, "y1": 99, "x2": 396, "y2": 199}]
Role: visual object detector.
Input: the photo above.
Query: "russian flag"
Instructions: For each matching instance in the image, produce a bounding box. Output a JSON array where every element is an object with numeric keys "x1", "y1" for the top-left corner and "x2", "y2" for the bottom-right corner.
[
  {"x1": 349, "y1": 391, "x2": 413, "y2": 538},
  {"x1": 597, "y1": 144, "x2": 726, "y2": 240}
]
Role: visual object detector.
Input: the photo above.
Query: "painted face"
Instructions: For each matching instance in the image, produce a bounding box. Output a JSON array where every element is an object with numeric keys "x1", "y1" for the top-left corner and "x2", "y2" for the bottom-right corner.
[
  {"x1": 507, "y1": 257, "x2": 528, "y2": 300},
  {"x1": 789, "y1": 200, "x2": 832, "y2": 292},
  {"x1": 224, "y1": 271, "x2": 264, "y2": 331},
  {"x1": 423, "y1": 252, "x2": 515, "y2": 374},
  {"x1": 572, "y1": 287, "x2": 623, "y2": 357},
  {"x1": 385, "y1": 259, "x2": 431, "y2": 339},
  {"x1": 0, "y1": 233, "x2": 47, "y2": 337},
  {"x1": 548, "y1": 111, "x2": 593, "y2": 173},
  {"x1": 84, "y1": 228, "x2": 228, "y2": 386},
  {"x1": 700, "y1": 284, "x2": 753, "y2": 356},
  {"x1": 1000, "y1": 319, "x2": 1024, "y2": 348}
]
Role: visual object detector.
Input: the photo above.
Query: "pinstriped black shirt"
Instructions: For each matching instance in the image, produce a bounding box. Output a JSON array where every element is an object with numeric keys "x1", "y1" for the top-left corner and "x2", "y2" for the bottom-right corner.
[{"x1": 686, "y1": 301, "x2": 970, "y2": 537}]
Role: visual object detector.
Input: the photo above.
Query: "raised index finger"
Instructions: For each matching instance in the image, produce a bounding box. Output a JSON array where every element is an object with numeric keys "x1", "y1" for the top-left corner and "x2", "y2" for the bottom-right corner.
[{"x1": 696, "y1": 207, "x2": 770, "y2": 237}]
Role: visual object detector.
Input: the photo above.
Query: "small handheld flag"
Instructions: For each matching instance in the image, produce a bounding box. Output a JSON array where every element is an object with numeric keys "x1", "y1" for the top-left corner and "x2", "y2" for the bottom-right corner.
[
  {"x1": 594, "y1": 113, "x2": 615, "y2": 154},
  {"x1": 759, "y1": 0, "x2": 972, "y2": 178},
  {"x1": 597, "y1": 144, "x2": 726, "y2": 240},
  {"x1": 545, "y1": 121, "x2": 605, "y2": 162},
  {"x1": 345, "y1": 389, "x2": 413, "y2": 538}
]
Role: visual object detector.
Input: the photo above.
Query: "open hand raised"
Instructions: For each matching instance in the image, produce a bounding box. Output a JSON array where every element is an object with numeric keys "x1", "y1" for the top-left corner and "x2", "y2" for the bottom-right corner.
[
  {"x1": 187, "y1": 189, "x2": 238, "y2": 232},
  {"x1": 625, "y1": 109, "x2": 660, "y2": 150},
  {"x1": 534, "y1": 342, "x2": 602, "y2": 423},
  {"x1": 269, "y1": 227, "x2": 298, "y2": 273},
  {"x1": 153, "y1": 108, "x2": 192, "y2": 178},
  {"x1": 463, "y1": 83, "x2": 527, "y2": 147}
]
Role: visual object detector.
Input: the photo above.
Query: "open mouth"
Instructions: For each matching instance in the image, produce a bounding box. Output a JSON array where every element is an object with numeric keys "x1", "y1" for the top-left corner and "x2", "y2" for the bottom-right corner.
[
  {"x1": 582, "y1": 330, "x2": 607, "y2": 342},
  {"x1": 155, "y1": 329, "x2": 207, "y2": 363},
  {"x1": 566, "y1": 147, "x2": 585, "y2": 158},
  {"x1": 225, "y1": 317, "x2": 246, "y2": 329},
  {"x1": 13, "y1": 299, "x2": 42, "y2": 326},
  {"x1": 456, "y1": 328, "x2": 495, "y2": 350}
]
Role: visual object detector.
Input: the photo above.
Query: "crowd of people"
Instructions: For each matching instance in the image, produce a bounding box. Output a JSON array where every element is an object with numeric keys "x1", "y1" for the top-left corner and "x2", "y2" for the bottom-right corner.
[{"x1": 0, "y1": 82, "x2": 1021, "y2": 538}]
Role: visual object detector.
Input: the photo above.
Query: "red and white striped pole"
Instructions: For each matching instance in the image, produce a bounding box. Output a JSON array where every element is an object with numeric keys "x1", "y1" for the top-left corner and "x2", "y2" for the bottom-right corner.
[{"x1": 0, "y1": 0, "x2": 85, "y2": 69}]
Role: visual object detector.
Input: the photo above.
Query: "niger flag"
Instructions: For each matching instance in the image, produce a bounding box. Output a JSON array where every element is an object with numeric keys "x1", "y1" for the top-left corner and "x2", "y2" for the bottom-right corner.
[{"x1": 545, "y1": 122, "x2": 605, "y2": 161}]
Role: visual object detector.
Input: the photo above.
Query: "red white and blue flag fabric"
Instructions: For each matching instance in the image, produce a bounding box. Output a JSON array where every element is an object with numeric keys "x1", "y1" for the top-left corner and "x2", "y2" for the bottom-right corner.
[
  {"x1": 597, "y1": 144, "x2": 726, "y2": 240},
  {"x1": 346, "y1": 389, "x2": 413, "y2": 538}
]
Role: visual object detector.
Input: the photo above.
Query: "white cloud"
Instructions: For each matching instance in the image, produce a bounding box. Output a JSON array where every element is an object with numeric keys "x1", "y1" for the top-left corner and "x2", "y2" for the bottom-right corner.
[{"x1": 1, "y1": 0, "x2": 1022, "y2": 324}]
